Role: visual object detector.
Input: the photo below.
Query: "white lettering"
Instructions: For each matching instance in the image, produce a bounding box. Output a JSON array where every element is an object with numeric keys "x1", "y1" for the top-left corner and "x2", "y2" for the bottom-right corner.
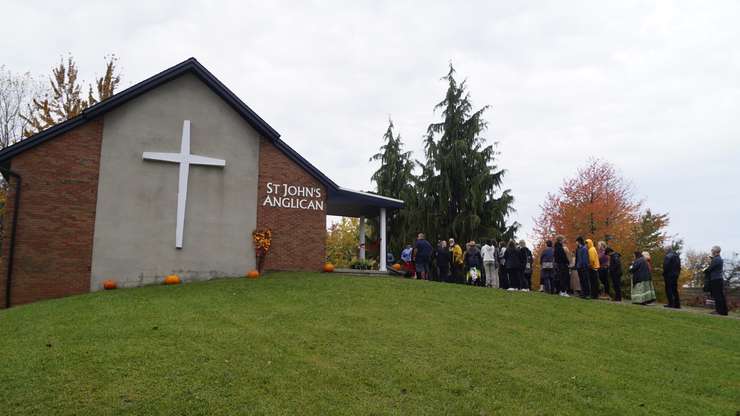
[{"x1": 262, "y1": 182, "x2": 324, "y2": 211}]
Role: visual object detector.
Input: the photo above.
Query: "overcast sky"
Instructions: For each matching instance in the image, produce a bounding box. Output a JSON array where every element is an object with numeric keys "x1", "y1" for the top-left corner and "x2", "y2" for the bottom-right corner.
[{"x1": 2, "y1": 1, "x2": 739, "y2": 253}]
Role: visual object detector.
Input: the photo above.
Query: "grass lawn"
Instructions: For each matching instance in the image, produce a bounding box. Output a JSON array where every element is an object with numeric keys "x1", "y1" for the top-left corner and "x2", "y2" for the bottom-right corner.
[{"x1": 0, "y1": 273, "x2": 738, "y2": 415}]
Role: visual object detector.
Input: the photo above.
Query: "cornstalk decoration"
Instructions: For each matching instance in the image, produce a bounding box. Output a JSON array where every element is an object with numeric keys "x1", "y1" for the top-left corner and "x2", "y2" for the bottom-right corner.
[{"x1": 252, "y1": 228, "x2": 272, "y2": 273}]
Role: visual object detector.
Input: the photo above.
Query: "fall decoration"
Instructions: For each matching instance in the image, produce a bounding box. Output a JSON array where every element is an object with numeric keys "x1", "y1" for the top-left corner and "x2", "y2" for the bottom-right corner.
[
  {"x1": 164, "y1": 274, "x2": 181, "y2": 285},
  {"x1": 102, "y1": 279, "x2": 117, "y2": 290},
  {"x1": 323, "y1": 262, "x2": 335, "y2": 273},
  {"x1": 247, "y1": 270, "x2": 260, "y2": 279},
  {"x1": 252, "y1": 228, "x2": 272, "y2": 273},
  {"x1": 392, "y1": 263, "x2": 402, "y2": 271}
]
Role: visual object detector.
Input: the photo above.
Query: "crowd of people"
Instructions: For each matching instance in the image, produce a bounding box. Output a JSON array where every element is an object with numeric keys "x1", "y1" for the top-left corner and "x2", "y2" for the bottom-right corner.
[{"x1": 395, "y1": 233, "x2": 729, "y2": 316}]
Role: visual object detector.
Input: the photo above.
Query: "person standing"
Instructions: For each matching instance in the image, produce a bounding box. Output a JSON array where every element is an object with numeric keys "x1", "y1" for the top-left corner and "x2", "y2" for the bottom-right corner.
[
  {"x1": 465, "y1": 241, "x2": 484, "y2": 286},
  {"x1": 629, "y1": 251, "x2": 656, "y2": 304},
  {"x1": 482, "y1": 240, "x2": 498, "y2": 288},
  {"x1": 554, "y1": 236, "x2": 570, "y2": 297},
  {"x1": 605, "y1": 247, "x2": 623, "y2": 302},
  {"x1": 413, "y1": 233, "x2": 433, "y2": 281},
  {"x1": 662, "y1": 245, "x2": 682, "y2": 309},
  {"x1": 597, "y1": 241, "x2": 611, "y2": 299},
  {"x1": 540, "y1": 240, "x2": 556, "y2": 294},
  {"x1": 498, "y1": 241, "x2": 509, "y2": 289},
  {"x1": 505, "y1": 240, "x2": 522, "y2": 291},
  {"x1": 586, "y1": 239, "x2": 601, "y2": 299},
  {"x1": 705, "y1": 246, "x2": 727, "y2": 316},
  {"x1": 450, "y1": 238, "x2": 464, "y2": 284},
  {"x1": 568, "y1": 243, "x2": 581, "y2": 296},
  {"x1": 575, "y1": 237, "x2": 591, "y2": 298},
  {"x1": 436, "y1": 240, "x2": 451, "y2": 283},
  {"x1": 401, "y1": 244, "x2": 414, "y2": 278},
  {"x1": 519, "y1": 240, "x2": 534, "y2": 292}
]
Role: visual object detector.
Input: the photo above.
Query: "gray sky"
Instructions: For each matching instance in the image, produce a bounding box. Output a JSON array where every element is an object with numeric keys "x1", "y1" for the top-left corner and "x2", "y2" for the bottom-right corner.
[{"x1": 2, "y1": 1, "x2": 739, "y2": 253}]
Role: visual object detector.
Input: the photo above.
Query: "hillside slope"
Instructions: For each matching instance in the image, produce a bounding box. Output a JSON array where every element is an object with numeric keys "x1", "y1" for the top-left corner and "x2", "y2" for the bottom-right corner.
[{"x1": 1, "y1": 273, "x2": 738, "y2": 415}]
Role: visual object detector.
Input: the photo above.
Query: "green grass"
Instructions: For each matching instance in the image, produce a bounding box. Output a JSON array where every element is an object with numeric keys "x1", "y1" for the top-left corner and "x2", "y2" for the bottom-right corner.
[{"x1": 0, "y1": 273, "x2": 738, "y2": 415}]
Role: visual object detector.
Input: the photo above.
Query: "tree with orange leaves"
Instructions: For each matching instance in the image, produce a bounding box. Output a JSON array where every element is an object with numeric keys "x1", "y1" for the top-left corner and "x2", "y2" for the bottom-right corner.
[
  {"x1": 532, "y1": 159, "x2": 641, "y2": 258},
  {"x1": 531, "y1": 159, "x2": 676, "y2": 299}
]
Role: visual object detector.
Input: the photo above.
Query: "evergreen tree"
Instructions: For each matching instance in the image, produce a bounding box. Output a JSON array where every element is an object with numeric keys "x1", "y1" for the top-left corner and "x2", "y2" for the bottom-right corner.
[
  {"x1": 369, "y1": 118, "x2": 416, "y2": 255},
  {"x1": 420, "y1": 64, "x2": 517, "y2": 242}
]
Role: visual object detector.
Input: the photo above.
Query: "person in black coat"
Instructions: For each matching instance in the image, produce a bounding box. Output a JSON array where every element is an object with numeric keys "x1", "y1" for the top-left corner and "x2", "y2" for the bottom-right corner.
[
  {"x1": 662, "y1": 246, "x2": 682, "y2": 308},
  {"x1": 553, "y1": 236, "x2": 570, "y2": 295},
  {"x1": 605, "y1": 247, "x2": 623, "y2": 302},
  {"x1": 498, "y1": 241, "x2": 509, "y2": 289},
  {"x1": 504, "y1": 240, "x2": 522, "y2": 290},
  {"x1": 519, "y1": 240, "x2": 534, "y2": 291},
  {"x1": 435, "y1": 240, "x2": 451, "y2": 283},
  {"x1": 705, "y1": 246, "x2": 727, "y2": 316}
]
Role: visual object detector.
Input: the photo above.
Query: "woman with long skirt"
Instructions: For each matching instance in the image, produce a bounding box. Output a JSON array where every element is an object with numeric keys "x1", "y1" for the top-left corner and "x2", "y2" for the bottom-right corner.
[{"x1": 629, "y1": 251, "x2": 656, "y2": 304}]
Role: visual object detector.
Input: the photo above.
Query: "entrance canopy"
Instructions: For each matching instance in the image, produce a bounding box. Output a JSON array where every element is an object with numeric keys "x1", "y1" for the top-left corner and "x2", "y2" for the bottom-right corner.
[
  {"x1": 327, "y1": 187, "x2": 403, "y2": 217},
  {"x1": 326, "y1": 187, "x2": 403, "y2": 272}
]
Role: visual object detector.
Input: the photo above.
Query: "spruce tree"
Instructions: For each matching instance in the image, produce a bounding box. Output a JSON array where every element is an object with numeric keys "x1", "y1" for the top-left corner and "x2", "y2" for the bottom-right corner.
[
  {"x1": 369, "y1": 118, "x2": 416, "y2": 255},
  {"x1": 421, "y1": 64, "x2": 517, "y2": 243}
]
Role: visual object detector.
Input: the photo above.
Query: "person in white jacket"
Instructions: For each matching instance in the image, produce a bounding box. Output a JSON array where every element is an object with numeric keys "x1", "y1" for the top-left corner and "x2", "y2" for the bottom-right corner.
[{"x1": 482, "y1": 240, "x2": 498, "y2": 288}]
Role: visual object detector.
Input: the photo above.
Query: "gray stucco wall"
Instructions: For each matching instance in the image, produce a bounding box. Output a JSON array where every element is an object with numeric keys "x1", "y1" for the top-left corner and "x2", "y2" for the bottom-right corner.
[{"x1": 90, "y1": 73, "x2": 259, "y2": 289}]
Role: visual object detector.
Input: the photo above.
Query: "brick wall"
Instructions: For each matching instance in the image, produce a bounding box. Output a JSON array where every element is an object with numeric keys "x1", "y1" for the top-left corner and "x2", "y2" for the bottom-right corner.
[
  {"x1": 256, "y1": 138, "x2": 326, "y2": 271},
  {"x1": 0, "y1": 119, "x2": 103, "y2": 307}
]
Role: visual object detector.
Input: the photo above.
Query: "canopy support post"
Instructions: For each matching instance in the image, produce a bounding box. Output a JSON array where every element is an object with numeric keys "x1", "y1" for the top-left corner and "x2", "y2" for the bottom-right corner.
[
  {"x1": 379, "y1": 208, "x2": 387, "y2": 271},
  {"x1": 359, "y1": 216, "x2": 366, "y2": 260}
]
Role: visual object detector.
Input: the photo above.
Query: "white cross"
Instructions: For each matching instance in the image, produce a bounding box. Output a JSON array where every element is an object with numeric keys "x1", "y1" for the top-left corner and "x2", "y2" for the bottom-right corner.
[{"x1": 143, "y1": 120, "x2": 226, "y2": 248}]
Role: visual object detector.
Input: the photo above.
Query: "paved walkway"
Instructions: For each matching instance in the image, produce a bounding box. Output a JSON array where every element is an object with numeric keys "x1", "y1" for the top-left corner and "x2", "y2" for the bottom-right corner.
[{"x1": 544, "y1": 291, "x2": 739, "y2": 319}]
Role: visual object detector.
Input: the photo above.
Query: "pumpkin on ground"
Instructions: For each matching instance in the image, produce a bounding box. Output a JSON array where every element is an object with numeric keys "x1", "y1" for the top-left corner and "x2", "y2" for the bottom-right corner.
[
  {"x1": 102, "y1": 279, "x2": 117, "y2": 290},
  {"x1": 323, "y1": 262, "x2": 335, "y2": 273},
  {"x1": 247, "y1": 270, "x2": 260, "y2": 279},
  {"x1": 392, "y1": 263, "x2": 402, "y2": 271},
  {"x1": 164, "y1": 274, "x2": 181, "y2": 285}
]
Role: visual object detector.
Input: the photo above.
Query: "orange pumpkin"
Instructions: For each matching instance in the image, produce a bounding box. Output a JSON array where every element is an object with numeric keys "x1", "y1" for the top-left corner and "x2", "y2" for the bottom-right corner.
[
  {"x1": 164, "y1": 274, "x2": 181, "y2": 285},
  {"x1": 323, "y1": 262, "x2": 335, "y2": 273},
  {"x1": 392, "y1": 263, "x2": 402, "y2": 271},
  {"x1": 247, "y1": 270, "x2": 260, "y2": 279},
  {"x1": 102, "y1": 279, "x2": 117, "y2": 290}
]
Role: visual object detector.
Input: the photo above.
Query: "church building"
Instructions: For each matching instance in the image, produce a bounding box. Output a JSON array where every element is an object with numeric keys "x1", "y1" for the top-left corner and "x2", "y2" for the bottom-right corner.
[{"x1": 0, "y1": 58, "x2": 402, "y2": 308}]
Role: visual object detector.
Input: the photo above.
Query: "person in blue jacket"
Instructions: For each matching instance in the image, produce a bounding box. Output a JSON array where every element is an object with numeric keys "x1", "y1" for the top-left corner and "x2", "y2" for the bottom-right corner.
[
  {"x1": 705, "y1": 246, "x2": 727, "y2": 316},
  {"x1": 575, "y1": 237, "x2": 591, "y2": 299},
  {"x1": 413, "y1": 233, "x2": 434, "y2": 281}
]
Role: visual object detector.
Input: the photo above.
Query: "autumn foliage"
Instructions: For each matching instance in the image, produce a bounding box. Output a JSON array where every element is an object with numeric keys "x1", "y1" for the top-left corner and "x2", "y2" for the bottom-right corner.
[
  {"x1": 252, "y1": 228, "x2": 272, "y2": 272},
  {"x1": 532, "y1": 159, "x2": 641, "y2": 257},
  {"x1": 532, "y1": 159, "x2": 679, "y2": 299}
]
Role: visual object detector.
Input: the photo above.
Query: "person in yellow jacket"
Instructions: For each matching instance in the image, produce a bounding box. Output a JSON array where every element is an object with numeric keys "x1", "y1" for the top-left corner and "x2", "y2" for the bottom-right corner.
[
  {"x1": 586, "y1": 239, "x2": 600, "y2": 299},
  {"x1": 449, "y1": 238, "x2": 464, "y2": 284}
]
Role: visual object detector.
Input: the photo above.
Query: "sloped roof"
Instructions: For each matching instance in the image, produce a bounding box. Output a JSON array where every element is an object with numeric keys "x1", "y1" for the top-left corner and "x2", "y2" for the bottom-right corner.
[{"x1": 0, "y1": 57, "x2": 403, "y2": 213}]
